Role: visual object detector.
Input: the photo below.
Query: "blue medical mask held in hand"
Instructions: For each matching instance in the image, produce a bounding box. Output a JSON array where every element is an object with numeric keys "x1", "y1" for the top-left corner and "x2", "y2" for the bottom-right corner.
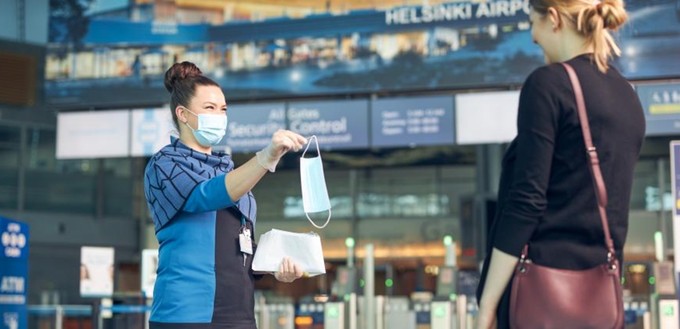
[
  {"x1": 183, "y1": 108, "x2": 228, "y2": 147},
  {"x1": 300, "y1": 135, "x2": 331, "y2": 229}
]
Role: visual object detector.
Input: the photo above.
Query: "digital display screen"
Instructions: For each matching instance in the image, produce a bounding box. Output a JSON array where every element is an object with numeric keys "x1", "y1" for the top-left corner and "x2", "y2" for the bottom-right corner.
[
  {"x1": 455, "y1": 91, "x2": 519, "y2": 145},
  {"x1": 636, "y1": 83, "x2": 680, "y2": 136},
  {"x1": 372, "y1": 95, "x2": 454, "y2": 148},
  {"x1": 57, "y1": 110, "x2": 130, "y2": 159}
]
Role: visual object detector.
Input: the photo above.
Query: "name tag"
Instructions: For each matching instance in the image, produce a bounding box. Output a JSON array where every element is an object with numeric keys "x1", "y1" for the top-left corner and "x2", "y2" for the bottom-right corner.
[{"x1": 239, "y1": 228, "x2": 253, "y2": 255}]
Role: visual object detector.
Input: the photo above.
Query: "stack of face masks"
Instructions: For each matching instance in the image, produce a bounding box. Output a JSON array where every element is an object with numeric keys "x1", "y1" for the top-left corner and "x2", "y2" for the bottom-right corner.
[{"x1": 251, "y1": 229, "x2": 326, "y2": 276}]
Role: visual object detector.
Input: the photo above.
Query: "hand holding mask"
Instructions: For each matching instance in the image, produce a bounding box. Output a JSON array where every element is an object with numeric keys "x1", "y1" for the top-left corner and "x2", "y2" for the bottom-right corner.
[{"x1": 256, "y1": 129, "x2": 307, "y2": 172}]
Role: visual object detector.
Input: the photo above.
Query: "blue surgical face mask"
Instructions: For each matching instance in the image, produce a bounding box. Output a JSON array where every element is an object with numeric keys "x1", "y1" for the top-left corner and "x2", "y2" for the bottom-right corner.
[
  {"x1": 300, "y1": 135, "x2": 331, "y2": 229},
  {"x1": 183, "y1": 108, "x2": 227, "y2": 147}
]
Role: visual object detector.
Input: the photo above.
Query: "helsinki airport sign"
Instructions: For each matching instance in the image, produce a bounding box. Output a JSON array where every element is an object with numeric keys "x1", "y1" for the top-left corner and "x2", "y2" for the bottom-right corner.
[{"x1": 385, "y1": 0, "x2": 530, "y2": 25}]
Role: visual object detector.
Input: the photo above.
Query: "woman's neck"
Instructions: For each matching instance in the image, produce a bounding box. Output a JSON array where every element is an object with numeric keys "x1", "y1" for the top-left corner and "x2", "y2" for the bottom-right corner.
[
  {"x1": 556, "y1": 29, "x2": 594, "y2": 62},
  {"x1": 180, "y1": 135, "x2": 212, "y2": 154}
]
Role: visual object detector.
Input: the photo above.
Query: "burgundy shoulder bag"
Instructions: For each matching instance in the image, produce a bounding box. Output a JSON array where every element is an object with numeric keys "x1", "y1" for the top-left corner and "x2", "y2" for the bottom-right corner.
[{"x1": 508, "y1": 63, "x2": 624, "y2": 329}]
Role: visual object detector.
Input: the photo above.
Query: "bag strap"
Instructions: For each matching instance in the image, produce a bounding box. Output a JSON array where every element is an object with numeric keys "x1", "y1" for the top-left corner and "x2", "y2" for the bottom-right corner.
[
  {"x1": 519, "y1": 63, "x2": 616, "y2": 264},
  {"x1": 560, "y1": 62, "x2": 616, "y2": 259}
]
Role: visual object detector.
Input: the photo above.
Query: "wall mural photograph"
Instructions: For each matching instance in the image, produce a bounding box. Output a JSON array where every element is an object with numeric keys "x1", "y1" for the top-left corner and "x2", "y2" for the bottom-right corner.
[{"x1": 46, "y1": 0, "x2": 680, "y2": 108}]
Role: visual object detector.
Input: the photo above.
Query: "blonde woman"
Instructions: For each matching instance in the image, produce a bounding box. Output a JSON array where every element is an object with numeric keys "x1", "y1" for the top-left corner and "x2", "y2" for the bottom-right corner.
[{"x1": 475, "y1": 0, "x2": 645, "y2": 328}]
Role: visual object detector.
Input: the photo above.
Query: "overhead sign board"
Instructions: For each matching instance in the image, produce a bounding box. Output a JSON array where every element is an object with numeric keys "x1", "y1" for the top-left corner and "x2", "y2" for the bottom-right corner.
[
  {"x1": 371, "y1": 95, "x2": 454, "y2": 148},
  {"x1": 287, "y1": 100, "x2": 370, "y2": 150}
]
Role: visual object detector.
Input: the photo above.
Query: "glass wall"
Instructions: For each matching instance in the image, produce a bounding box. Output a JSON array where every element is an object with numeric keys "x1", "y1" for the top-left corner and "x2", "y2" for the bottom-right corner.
[
  {"x1": 1, "y1": 115, "x2": 676, "y2": 260},
  {"x1": 255, "y1": 162, "x2": 476, "y2": 225},
  {"x1": 0, "y1": 124, "x2": 21, "y2": 209},
  {"x1": 102, "y1": 158, "x2": 134, "y2": 218},
  {"x1": 356, "y1": 166, "x2": 476, "y2": 218},
  {"x1": 0, "y1": 123, "x2": 134, "y2": 218},
  {"x1": 24, "y1": 128, "x2": 97, "y2": 213},
  {"x1": 631, "y1": 159, "x2": 674, "y2": 213},
  {"x1": 630, "y1": 137, "x2": 675, "y2": 213}
]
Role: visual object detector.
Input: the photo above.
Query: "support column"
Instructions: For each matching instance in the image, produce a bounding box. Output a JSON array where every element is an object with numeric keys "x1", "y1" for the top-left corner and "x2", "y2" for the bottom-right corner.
[
  {"x1": 658, "y1": 158, "x2": 671, "y2": 259},
  {"x1": 473, "y1": 144, "x2": 504, "y2": 261},
  {"x1": 17, "y1": 125, "x2": 26, "y2": 213},
  {"x1": 364, "y1": 244, "x2": 375, "y2": 329}
]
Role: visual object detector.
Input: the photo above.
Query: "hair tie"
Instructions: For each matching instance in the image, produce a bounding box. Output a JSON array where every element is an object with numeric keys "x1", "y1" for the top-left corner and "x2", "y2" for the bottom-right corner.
[
  {"x1": 594, "y1": 0, "x2": 603, "y2": 10},
  {"x1": 592, "y1": 0, "x2": 604, "y2": 17}
]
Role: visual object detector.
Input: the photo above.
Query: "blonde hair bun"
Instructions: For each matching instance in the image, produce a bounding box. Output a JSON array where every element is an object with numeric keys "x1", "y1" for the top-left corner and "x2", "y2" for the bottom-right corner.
[{"x1": 597, "y1": 0, "x2": 628, "y2": 30}]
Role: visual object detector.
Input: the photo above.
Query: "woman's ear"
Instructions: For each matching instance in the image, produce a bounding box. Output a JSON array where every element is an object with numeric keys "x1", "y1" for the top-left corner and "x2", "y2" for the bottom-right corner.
[
  {"x1": 175, "y1": 106, "x2": 187, "y2": 123},
  {"x1": 547, "y1": 7, "x2": 561, "y2": 32}
]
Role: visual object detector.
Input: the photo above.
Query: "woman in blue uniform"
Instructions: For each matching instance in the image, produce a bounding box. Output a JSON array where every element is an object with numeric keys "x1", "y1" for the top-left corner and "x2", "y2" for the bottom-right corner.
[{"x1": 144, "y1": 61, "x2": 306, "y2": 329}]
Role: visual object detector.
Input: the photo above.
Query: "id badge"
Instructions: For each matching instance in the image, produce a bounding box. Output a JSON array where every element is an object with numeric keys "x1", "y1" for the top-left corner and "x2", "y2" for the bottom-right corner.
[{"x1": 239, "y1": 229, "x2": 253, "y2": 255}]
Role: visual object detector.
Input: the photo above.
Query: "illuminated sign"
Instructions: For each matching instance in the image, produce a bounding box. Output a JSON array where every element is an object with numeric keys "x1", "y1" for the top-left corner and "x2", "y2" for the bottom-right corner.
[
  {"x1": 636, "y1": 83, "x2": 680, "y2": 136},
  {"x1": 225, "y1": 103, "x2": 287, "y2": 153},
  {"x1": 0, "y1": 217, "x2": 29, "y2": 329},
  {"x1": 287, "y1": 100, "x2": 369, "y2": 150},
  {"x1": 385, "y1": 0, "x2": 530, "y2": 25},
  {"x1": 455, "y1": 91, "x2": 519, "y2": 145},
  {"x1": 130, "y1": 107, "x2": 175, "y2": 156},
  {"x1": 372, "y1": 95, "x2": 454, "y2": 148},
  {"x1": 80, "y1": 246, "x2": 115, "y2": 298},
  {"x1": 57, "y1": 110, "x2": 131, "y2": 159}
]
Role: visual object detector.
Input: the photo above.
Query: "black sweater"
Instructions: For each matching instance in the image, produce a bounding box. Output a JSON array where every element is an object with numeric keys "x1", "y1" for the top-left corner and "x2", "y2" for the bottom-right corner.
[{"x1": 477, "y1": 54, "x2": 645, "y2": 328}]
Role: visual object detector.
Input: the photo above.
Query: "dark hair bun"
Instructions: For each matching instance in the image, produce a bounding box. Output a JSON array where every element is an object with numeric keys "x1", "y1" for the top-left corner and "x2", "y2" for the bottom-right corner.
[{"x1": 164, "y1": 61, "x2": 203, "y2": 93}]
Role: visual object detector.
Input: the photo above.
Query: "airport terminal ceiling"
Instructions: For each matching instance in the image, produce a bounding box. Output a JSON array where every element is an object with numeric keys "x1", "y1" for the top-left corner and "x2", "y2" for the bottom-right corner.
[
  {"x1": 170, "y1": 0, "x2": 455, "y2": 13},
  {"x1": 134, "y1": 0, "x2": 461, "y2": 24},
  {"x1": 46, "y1": 0, "x2": 680, "y2": 108}
]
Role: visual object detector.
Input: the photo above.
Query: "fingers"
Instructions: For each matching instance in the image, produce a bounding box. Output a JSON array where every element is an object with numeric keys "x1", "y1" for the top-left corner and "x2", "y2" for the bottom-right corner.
[
  {"x1": 276, "y1": 258, "x2": 290, "y2": 282},
  {"x1": 282, "y1": 257, "x2": 292, "y2": 273},
  {"x1": 272, "y1": 130, "x2": 308, "y2": 154},
  {"x1": 293, "y1": 261, "x2": 303, "y2": 279},
  {"x1": 275, "y1": 257, "x2": 303, "y2": 283},
  {"x1": 282, "y1": 257, "x2": 300, "y2": 276},
  {"x1": 283, "y1": 130, "x2": 308, "y2": 146}
]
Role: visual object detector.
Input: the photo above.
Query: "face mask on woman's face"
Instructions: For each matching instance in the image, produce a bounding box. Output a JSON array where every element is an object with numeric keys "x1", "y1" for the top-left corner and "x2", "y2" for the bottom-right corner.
[{"x1": 183, "y1": 108, "x2": 228, "y2": 147}]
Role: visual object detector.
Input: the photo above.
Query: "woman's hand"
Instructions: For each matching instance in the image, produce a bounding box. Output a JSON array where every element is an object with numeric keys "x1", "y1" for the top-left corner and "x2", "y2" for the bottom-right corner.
[
  {"x1": 271, "y1": 129, "x2": 307, "y2": 156},
  {"x1": 475, "y1": 304, "x2": 498, "y2": 329},
  {"x1": 475, "y1": 248, "x2": 518, "y2": 329},
  {"x1": 256, "y1": 130, "x2": 307, "y2": 172},
  {"x1": 273, "y1": 257, "x2": 304, "y2": 283}
]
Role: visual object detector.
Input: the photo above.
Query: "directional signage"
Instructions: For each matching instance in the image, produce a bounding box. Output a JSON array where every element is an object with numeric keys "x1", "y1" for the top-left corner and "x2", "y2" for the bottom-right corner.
[
  {"x1": 372, "y1": 96, "x2": 454, "y2": 148},
  {"x1": 287, "y1": 100, "x2": 369, "y2": 150}
]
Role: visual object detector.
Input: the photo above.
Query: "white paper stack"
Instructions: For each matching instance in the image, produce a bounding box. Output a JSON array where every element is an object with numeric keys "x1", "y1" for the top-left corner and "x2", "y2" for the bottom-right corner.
[{"x1": 252, "y1": 229, "x2": 326, "y2": 276}]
